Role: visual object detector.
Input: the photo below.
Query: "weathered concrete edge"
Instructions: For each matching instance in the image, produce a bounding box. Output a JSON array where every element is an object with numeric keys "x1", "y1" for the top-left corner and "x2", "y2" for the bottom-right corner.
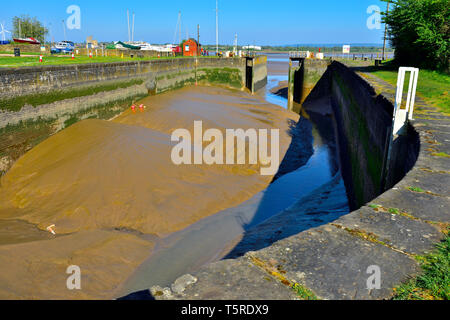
[{"x1": 152, "y1": 64, "x2": 449, "y2": 300}]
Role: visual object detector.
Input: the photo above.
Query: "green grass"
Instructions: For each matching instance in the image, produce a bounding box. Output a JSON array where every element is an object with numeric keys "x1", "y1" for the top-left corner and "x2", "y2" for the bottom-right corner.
[
  {"x1": 0, "y1": 54, "x2": 218, "y2": 68},
  {"x1": 432, "y1": 152, "x2": 450, "y2": 158},
  {"x1": 292, "y1": 283, "x2": 318, "y2": 300},
  {"x1": 407, "y1": 186, "x2": 425, "y2": 193},
  {"x1": 368, "y1": 66, "x2": 450, "y2": 114},
  {"x1": 393, "y1": 230, "x2": 449, "y2": 300},
  {"x1": 388, "y1": 208, "x2": 401, "y2": 215}
]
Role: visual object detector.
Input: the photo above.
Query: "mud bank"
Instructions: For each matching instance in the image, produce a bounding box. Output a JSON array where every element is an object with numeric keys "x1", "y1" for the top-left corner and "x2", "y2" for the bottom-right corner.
[
  {"x1": 0, "y1": 58, "x2": 257, "y2": 175},
  {"x1": 117, "y1": 54, "x2": 349, "y2": 299},
  {"x1": 155, "y1": 63, "x2": 448, "y2": 301},
  {"x1": 0, "y1": 85, "x2": 297, "y2": 299}
]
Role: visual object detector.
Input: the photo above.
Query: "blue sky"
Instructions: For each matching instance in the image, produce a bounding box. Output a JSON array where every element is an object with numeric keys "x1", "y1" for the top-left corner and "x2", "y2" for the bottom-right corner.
[{"x1": 1, "y1": 0, "x2": 388, "y2": 45}]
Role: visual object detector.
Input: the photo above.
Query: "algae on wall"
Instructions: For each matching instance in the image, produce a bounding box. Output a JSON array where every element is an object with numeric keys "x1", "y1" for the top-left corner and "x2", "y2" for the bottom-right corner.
[
  {"x1": 0, "y1": 58, "x2": 251, "y2": 175},
  {"x1": 198, "y1": 68, "x2": 243, "y2": 89},
  {"x1": 0, "y1": 79, "x2": 145, "y2": 112},
  {"x1": 155, "y1": 67, "x2": 243, "y2": 93},
  {"x1": 0, "y1": 94, "x2": 146, "y2": 176},
  {"x1": 332, "y1": 70, "x2": 385, "y2": 208}
]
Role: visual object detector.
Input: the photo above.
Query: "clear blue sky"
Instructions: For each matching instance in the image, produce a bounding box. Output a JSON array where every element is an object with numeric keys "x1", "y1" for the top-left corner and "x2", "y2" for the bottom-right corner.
[{"x1": 1, "y1": 0, "x2": 388, "y2": 45}]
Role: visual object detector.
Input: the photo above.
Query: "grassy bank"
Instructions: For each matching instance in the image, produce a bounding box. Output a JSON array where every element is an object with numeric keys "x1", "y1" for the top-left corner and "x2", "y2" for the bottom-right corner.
[
  {"x1": 367, "y1": 66, "x2": 450, "y2": 114},
  {"x1": 0, "y1": 54, "x2": 218, "y2": 68},
  {"x1": 393, "y1": 229, "x2": 449, "y2": 300}
]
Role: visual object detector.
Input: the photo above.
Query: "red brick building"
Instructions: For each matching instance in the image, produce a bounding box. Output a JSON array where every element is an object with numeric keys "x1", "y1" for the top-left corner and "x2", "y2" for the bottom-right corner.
[{"x1": 182, "y1": 39, "x2": 201, "y2": 57}]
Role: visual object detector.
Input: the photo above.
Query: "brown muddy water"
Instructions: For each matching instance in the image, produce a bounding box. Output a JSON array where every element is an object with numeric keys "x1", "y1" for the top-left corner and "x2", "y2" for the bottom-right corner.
[
  {"x1": 0, "y1": 54, "x2": 349, "y2": 300},
  {"x1": 0, "y1": 83, "x2": 298, "y2": 299},
  {"x1": 118, "y1": 55, "x2": 349, "y2": 299}
]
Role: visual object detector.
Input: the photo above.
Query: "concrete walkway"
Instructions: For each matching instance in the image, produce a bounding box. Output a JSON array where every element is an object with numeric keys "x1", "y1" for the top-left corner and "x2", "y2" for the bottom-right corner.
[{"x1": 149, "y1": 67, "x2": 450, "y2": 300}]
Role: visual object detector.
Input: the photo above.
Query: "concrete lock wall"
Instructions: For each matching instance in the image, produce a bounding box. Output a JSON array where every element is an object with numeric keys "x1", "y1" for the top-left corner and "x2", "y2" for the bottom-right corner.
[
  {"x1": 252, "y1": 56, "x2": 268, "y2": 92},
  {"x1": 288, "y1": 58, "x2": 330, "y2": 110},
  {"x1": 302, "y1": 61, "x2": 419, "y2": 210},
  {"x1": 0, "y1": 57, "x2": 266, "y2": 174},
  {"x1": 76, "y1": 48, "x2": 173, "y2": 58}
]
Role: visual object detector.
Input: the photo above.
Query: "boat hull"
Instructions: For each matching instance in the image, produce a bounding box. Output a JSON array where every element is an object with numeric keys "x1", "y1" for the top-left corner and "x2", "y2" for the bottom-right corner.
[{"x1": 13, "y1": 38, "x2": 41, "y2": 45}]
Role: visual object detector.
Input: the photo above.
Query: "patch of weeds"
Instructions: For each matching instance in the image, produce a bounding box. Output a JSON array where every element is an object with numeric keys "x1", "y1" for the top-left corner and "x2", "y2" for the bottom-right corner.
[
  {"x1": 388, "y1": 208, "x2": 401, "y2": 215},
  {"x1": 292, "y1": 283, "x2": 318, "y2": 300},
  {"x1": 407, "y1": 186, "x2": 425, "y2": 193},
  {"x1": 64, "y1": 116, "x2": 79, "y2": 128},
  {"x1": 371, "y1": 205, "x2": 420, "y2": 221},
  {"x1": 420, "y1": 168, "x2": 450, "y2": 174},
  {"x1": 249, "y1": 256, "x2": 318, "y2": 300},
  {"x1": 368, "y1": 204, "x2": 381, "y2": 209},
  {"x1": 331, "y1": 224, "x2": 391, "y2": 248},
  {"x1": 431, "y1": 152, "x2": 450, "y2": 158},
  {"x1": 393, "y1": 229, "x2": 449, "y2": 300}
]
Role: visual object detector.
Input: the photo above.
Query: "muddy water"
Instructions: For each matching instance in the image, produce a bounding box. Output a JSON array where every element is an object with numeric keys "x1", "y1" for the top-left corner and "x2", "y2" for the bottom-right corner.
[
  {"x1": 0, "y1": 55, "x2": 349, "y2": 300},
  {"x1": 0, "y1": 84, "x2": 298, "y2": 299},
  {"x1": 117, "y1": 55, "x2": 349, "y2": 298}
]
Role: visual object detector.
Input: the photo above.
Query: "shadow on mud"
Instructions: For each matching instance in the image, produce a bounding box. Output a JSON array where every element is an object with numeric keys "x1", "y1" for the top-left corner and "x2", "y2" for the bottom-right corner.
[
  {"x1": 118, "y1": 289, "x2": 156, "y2": 300},
  {"x1": 224, "y1": 101, "x2": 348, "y2": 259}
]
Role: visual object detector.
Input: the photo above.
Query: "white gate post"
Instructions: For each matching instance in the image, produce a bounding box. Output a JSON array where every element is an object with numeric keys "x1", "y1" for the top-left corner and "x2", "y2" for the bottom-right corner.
[
  {"x1": 392, "y1": 67, "x2": 419, "y2": 135},
  {"x1": 382, "y1": 66, "x2": 419, "y2": 190}
]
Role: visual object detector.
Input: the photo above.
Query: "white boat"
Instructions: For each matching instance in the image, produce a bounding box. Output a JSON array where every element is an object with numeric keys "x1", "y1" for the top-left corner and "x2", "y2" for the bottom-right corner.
[
  {"x1": 138, "y1": 42, "x2": 173, "y2": 53},
  {"x1": 51, "y1": 41, "x2": 75, "y2": 53},
  {"x1": 55, "y1": 41, "x2": 75, "y2": 51}
]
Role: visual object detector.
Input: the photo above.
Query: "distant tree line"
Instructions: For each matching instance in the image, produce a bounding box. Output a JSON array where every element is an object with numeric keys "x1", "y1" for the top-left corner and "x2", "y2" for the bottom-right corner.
[
  {"x1": 201, "y1": 45, "x2": 392, "y2": 53},
  {"x1": 259, "y1": 46, "x2": 392, "y2": 53},
  {"x1": 12, "y1": 15, "x2": 48, "y2": 43},
  {"x1": 383, "y1": 0, "x2": 449, "y2": 71}
]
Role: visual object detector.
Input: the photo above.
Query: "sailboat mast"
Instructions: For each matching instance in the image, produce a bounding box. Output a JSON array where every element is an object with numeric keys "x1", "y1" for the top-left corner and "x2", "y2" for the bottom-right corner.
[
  {"x1": 62, "y1": 20, "x2": 66, "y2": 41},
  {"x1": 216, "y1": 0, "x2": 219, "y2": 54},
  {"x1": 132, "y1": 12, "x2": 135, "y2": 42},
  {"x1": 127, "y1": 9, "x2": 130, "y2": 42},
  {"x1": 179, "y1": 12, "x2": 182, "y2": 45}
]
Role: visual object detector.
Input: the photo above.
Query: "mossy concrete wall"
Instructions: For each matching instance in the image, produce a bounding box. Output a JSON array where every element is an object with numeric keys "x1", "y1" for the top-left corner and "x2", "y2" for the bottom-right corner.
[
  {"x1": 0, "y1": 58, "x2": 250, "y2": 174},
  {"x1": 304, "y1": 61, "x2": 419, "y2": 210},
  {"x1": 149, "y1": 65, "x2": 450, "y2": 300},
  {"x1": 151, "y1": 63, "x2": 441, "y2": 301}
]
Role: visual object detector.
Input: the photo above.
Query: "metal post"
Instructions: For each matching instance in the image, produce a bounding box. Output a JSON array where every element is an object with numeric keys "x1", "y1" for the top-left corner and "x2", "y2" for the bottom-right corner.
[
  {"x1": 216, "y1": 0, "x2": 219, "y2": 55},
  {"x1": 382, "y1": 1, "x2": 390, "y2": 61},
  {"x1": 127, "y1": 10, "x2": 130, "y2": 43},
  {"x1": 132, "y1": 12, "x2": 135, "y2": 43},
  {"x1": 62, "y1": 20, "x2": 66, "y2": 41}
]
